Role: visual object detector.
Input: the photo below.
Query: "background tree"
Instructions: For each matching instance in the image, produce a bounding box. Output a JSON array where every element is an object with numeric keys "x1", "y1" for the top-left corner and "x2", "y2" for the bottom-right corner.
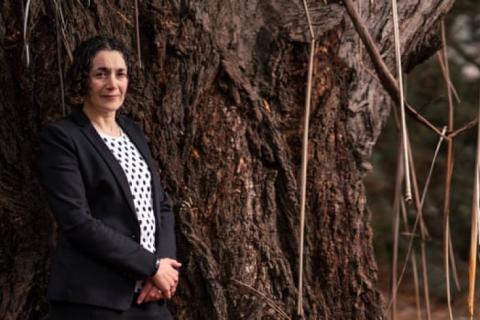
[
  {"x1": 0, "y1": 1, "x2": 454, "y2": 319},
  {"x1": 367, "y1": 0, "x2": 480, "y2": 318}
]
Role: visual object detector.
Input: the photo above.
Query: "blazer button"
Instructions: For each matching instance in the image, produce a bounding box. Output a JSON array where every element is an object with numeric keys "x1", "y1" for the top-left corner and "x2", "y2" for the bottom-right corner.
[{"x1": 131, "y1": 234, "x2": 137, "y2": 239}]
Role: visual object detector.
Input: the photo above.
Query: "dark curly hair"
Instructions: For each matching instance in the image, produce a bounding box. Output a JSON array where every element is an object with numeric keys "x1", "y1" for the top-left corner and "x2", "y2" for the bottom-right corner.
[{"x1": 66, "y1": 35, "x2": 131, "y2": 104}]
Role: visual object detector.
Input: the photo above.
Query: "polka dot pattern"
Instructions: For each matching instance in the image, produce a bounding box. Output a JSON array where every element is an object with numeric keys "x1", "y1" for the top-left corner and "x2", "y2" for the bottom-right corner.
[{"x1": 98, "y1": 129, "x2": 156, "y2": 253}]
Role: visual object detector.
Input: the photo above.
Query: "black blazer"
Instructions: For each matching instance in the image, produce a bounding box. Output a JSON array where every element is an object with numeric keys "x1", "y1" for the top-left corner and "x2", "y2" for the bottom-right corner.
[{"x1": 37, "y1": 106, "x2": 176, "y2": 311}]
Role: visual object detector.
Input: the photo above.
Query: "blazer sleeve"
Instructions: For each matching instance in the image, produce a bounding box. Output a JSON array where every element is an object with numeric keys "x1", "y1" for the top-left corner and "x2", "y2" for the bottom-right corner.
[
  {"x1": 37, "y1": 124, "x2": 157, "y2": 279},
  {"x1": 156, "y1": 189, "x2": 177, "y2": 259}
]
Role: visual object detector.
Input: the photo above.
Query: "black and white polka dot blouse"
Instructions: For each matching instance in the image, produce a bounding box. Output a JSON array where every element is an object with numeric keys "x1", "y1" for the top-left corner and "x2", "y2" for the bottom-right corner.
[{"x1": 97, "y1": 129, "x2": 157, "y2": 253}]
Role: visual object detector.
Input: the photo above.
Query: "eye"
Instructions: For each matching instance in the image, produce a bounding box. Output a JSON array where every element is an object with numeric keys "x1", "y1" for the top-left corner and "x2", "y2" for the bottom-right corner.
[
  {"x1": 117, "y1": 71, "x2": 128, "y2": 79},
  {"x1": 94, "y1": 71, "x2": 106, "y2": 78}
]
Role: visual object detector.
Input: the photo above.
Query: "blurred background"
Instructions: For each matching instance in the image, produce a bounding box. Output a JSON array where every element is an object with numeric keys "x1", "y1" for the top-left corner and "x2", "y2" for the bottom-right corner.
[{"x1": 365, "y1": 0, "x2": 480, "y2": 318}]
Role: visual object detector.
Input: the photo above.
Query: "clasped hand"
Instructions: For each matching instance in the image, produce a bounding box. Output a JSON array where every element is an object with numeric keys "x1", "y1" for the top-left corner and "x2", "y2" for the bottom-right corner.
[{"x1": 136, "y1": 258, "x2": 182, "y2": 304}]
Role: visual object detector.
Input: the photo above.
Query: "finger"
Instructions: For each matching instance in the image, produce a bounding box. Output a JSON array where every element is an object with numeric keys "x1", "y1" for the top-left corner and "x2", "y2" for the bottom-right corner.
[
  {"x1": 167, "y1": 271, "x2": 178, "y2": 283},
  {"x1": 165, "y1": 258, "x2": 182, "y2": 269},
  {"x1": 163, "y1": 289, "x2": 172, "y2": 299},
  {"x1": 152, "y1": 275, "x2": 170, "y2": 292},
  {"x1": 137, "y1": 282, "x2": 153, "y2": 304},
  {"x1": 162, "y1": 273, "x2": 175, "y2": 287},
  {"x1": 146, "y1": 290, "x2": 161, "y2": 302},
  {"x1": 153, "y1": 288, "x2": 162, "y2": 298},
  {"x1": 166, "y1": 268, "x2": 179, "y2": 280}
]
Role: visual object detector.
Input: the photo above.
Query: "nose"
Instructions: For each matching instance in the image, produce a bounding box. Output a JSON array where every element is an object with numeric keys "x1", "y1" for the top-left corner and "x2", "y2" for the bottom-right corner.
[{"x1": 105, "y1": 73, "x2": 118, "y2": 89}]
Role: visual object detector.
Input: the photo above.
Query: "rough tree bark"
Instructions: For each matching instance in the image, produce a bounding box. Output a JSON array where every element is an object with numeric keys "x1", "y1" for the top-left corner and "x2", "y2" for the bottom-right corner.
[{"x1": 0, "y1": 0, "x2": 453, "y2": 319}]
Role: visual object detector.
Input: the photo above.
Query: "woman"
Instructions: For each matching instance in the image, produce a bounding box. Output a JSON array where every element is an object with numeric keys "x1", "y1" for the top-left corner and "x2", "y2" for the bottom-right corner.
[{"x1": 37, "y1": 36, "x2": 181, "y2": 319}]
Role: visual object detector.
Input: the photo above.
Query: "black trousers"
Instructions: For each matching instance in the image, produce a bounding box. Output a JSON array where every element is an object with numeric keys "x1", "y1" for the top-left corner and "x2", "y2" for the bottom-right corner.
[{"x1": 48, "y1": 299, "x2": 173, "y2": 320}]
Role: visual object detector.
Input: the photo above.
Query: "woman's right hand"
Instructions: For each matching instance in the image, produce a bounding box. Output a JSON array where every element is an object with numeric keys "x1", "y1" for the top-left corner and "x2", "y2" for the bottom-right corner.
[
  {"x1": 151, "y1": 258, "x2": 182, "y2": 299},
  {"x1": 136, "y1": 280, "x2": 164, "y2": 304}
]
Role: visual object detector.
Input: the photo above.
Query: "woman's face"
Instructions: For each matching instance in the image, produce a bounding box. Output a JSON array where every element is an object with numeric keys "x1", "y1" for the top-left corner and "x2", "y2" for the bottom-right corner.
[{"x1": 84, "y1": 50, "x2": 128, "y2": 113}]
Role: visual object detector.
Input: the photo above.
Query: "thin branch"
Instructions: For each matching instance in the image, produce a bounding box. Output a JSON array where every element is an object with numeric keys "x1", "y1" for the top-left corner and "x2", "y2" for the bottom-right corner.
[
  {"x1": 404, "y1": 103, "x2": 446, "y2": 138},
  {"x1": 449, "y1": 233, "x2": 461, "y2": 291},
  {"x1": 54, "y1": 0, "x2": 65, "y2": 116},
  {"x1": 297, "y1": 0, "x2": 316, "y2": 317},
  {"x1": 359, "y1": 60, "x2": 445, "y2": 138},
  {"x1": 419, "y1": 239, "x2": 432, "y2": 320},
  {"x1": 412, "y1": 252, "x2": 423, "y2": 320},
  {"x1": 391, "y1": 143, "x2": 423, "y2": 320},
  {"x1": 436, "y1": 52, "x2": 461, "y2": 103},
  {"x1": 23, "y1": 0, "x2": 32, "y2": 67},
  {"x1": 440, "y1": 20, "x2": 455, "y2": 320},
  {"x1": 399, "y1": 200, "x2": 424, "y2": 320},
  {"x1": 386, "y1": 127, "x2": 447, "y2": 314},
  {"x1": 391, "y1": 144, "x2": 402, "y2": 320},
  {"x1": 134, "y1": 0, "x2": 142, "y2": 68},
  {"x1": 343, "y1": 0, "x2": 445, "y2": 138},
  {"x1": 391, "y1": 0, "x2": 412, "y2": 201},
  {"x1": 406, "y1": 135, "x2": 432, "y2": 320},
  {"x1": 448, "y1": 117, "x2": 478, "y2": 139},
  {"x1": 342, "y1": 0, "x2": 398, "y2": 101},
  {"x1": 467, "y1": 92, "x2": 480, "y2": 319},
  {"x1": 301, "y1": 0, "x2": 315, "y2": 40},
  {"x1": 52, "y1": 0, "x2": 73, "y2": 63}
]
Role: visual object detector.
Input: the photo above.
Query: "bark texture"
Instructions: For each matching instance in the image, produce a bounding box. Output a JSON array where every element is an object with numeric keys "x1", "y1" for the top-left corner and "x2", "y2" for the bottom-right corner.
[{"x1": 0, "y1": 0, "x2": 453, "y2": 319}]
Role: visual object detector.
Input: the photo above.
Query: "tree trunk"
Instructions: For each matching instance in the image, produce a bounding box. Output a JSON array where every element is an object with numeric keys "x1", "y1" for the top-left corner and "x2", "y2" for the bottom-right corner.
[{"x1": 0, "y1": 1, "x2": 454, "y2": 319}]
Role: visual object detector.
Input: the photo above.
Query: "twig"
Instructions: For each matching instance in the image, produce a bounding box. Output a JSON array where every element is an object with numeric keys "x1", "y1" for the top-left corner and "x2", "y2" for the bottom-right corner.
[
  {"x1": 391, "y1": 143, "x2": 423, "y2": 320},
  {"x1": 23, "y1": 0, "x2": 32, "y2": 67},
  {"x1": 399, "y1": 200, "x2": 423, "y2": 320},
  {"x1": 448, "y1": 117, "x2": 478, "y2": 139},
  {"x1": 342, "y1": 0, "x2": 398, "y2": 101},
  {"x1": 356, "y1": 0, "x2": 363, "y2": 61},
  {"x1": 390, "y1": 140, "x2": 427, "y2": 320},
  {"x1": 359, "y1": 60, "x2": 445, "y2": 138},
  {"x1": 232, "y1": 279, "x2": 291, "y2": 320},
  {"x1": 440, "y1": 20, "x2": 455, "y2": 320},
  {"x1": 391, "y1": 0, "x2": 412, "y2": 201},
  {"x1": 467, "y1": 92, "x2": 480, "y2": 319},
  {"x1": 59, "y1": 25, "x2": 73, "y2": 63},
  {"x1": 297, "y1": 0, "x2": 316, "y2": 317},
  {"x1": 391, "y1": 144, "x2": 402, "y2": 320},
  {"x1": 412, "y1": 252, "x2": 423, "y2": 320},
  {"x1": 449, "y1": 232, "x2": 461, "y2": 291},
  {"x1": 52, "y1": 0, "x2": 73, "y2": 63},
  {"x1": 54, "y1": 0, "x2": 65, "y2": 116},
  {"x1": 302, "y1": 0, "x2": 315, "y2": 40},
  {"x1": 407, "y1": 138, "x2": 432, "y2": 320},
  {"x1": 386, "y1": 127, "x2": 447, "y2": 315},
  {"x1": 420, "y1": 238, "x2": 432, "y2": 320},
  {"x1": 436, "y1": 52, "x2": 461, "y2": 103},
  {"x1": 134, "y1": 0, "x2": 142, "y2": 69}
]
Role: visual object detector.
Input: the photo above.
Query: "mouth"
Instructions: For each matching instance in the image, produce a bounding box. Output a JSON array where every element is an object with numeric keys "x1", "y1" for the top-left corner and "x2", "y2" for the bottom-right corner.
[{"x1": 101, "y1": 95, "x2": 120, "y2": 99}]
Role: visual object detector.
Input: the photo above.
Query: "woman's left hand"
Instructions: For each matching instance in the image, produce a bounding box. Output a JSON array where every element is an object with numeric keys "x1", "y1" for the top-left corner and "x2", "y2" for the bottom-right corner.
[{"x1": 136, "y1": 280, "x2": 164, "y2": 304}]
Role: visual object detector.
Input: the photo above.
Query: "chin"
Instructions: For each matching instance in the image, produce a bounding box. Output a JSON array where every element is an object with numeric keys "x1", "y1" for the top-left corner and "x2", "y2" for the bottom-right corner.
[
  {"x1": 99, "y1": 101, "x2": 123, "y2": 112},
  {"x1": 106, "y1": 105, "x2": 123, "y2": 112}
]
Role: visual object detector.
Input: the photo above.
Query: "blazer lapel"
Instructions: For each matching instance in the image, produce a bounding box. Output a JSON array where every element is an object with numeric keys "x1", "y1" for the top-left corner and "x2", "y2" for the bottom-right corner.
[
  {"x1": 117, "y1": 117, "x2": 162, "y2": 231},
  {"x1": 71, "y1": 107, "x2": 139, "y2": 226}
]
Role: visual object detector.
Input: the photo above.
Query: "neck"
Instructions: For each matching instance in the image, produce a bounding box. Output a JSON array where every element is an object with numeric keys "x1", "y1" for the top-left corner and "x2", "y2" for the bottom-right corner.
[{"x1": 82, "y1": 104, "x2": 121, "y2": 137}]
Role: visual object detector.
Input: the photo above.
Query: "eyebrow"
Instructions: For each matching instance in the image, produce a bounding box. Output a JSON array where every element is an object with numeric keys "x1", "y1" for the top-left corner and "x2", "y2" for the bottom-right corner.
[{"x1": 92, "y1": 67, "x2": 127, "y2": 72}]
